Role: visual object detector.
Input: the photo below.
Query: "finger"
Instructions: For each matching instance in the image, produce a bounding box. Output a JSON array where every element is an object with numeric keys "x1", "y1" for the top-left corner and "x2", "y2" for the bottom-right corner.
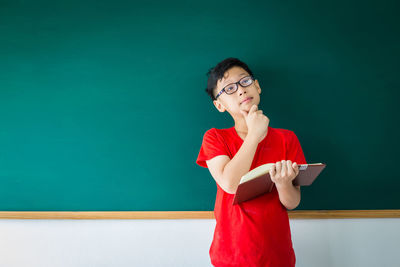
[
  {"x1": 269, "y1": 164, "x2": 276, "y2": 178},
  {"x1": 292, "y1": 162, "x2": 299, "y2": 175},
  {"x1": 256, "y1": 110, "x2": 263, "y2": 114},
  {"x1": 286, "y1": 160, "x2": 294, "y2": 176},
  {"x1": 249, "y1": 104, "x2": 258, "y2": 114},
  {"x1": 286, "y1": 160, "x2": 292, "y2": 170},
  {"x1": 280, "y1": 160, "x2": 287, "y2": 176},
  {"x1": 275, "y1": 161, "x2": 282, "y2": 174},
  {"x1": 269, "y1": 164, "x2": 276, "y2": 182}
]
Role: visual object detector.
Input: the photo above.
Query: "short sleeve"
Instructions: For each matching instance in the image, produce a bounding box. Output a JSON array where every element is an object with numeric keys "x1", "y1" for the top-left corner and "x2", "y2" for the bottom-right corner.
[
  {"x1": 196, "y1": 128, "x2": 229, "y2": 168},
  {"x1": 286, "y1": 131, "x2": 307, "y2": 165}
]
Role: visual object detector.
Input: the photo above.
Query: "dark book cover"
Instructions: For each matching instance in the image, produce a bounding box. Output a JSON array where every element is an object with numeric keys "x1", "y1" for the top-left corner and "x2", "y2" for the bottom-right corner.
[{"x1": 232, "y1": 163, "x2": 327, "y2": 205}]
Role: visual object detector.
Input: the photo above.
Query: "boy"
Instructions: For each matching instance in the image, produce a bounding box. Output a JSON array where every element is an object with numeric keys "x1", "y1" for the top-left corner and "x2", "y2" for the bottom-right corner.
[{"x1": 196, "y1": 58, "x2": 307, "y2": 267}]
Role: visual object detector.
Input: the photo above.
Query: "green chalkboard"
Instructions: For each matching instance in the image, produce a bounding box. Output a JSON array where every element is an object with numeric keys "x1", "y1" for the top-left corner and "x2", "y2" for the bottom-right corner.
[{"x1": 0, "y1": 0, "x2": 399, "y2": 211}]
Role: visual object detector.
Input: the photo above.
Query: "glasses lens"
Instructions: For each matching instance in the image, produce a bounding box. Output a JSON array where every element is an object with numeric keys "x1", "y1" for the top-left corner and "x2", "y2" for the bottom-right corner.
[
  {"x1": 225, "y1": 84, "x2": 237, "y2": 94},
  {"x1": 240, "y1": 76, "x2": 253, "y2": 87}
]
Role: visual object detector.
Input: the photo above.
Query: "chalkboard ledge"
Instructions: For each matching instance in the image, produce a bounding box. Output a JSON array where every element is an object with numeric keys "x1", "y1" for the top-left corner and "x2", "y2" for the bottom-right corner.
[{"x1": 0, "y1": 210, "x2": 399, "y2": 219}]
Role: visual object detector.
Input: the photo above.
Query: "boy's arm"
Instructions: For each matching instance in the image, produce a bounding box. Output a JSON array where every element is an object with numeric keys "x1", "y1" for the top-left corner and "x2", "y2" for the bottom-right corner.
[
  {"x1": 206, "y1": 135, "x2": 259, "y2": 194},
  {"x1": 270, "y1": 160, "x2": 301, "y2": 210},
  {"x1": 275, "y1": 184, "x2": 301, "y2": 210},
  {"x1": 206, "y1": 104, "x2": 269, "y2": 194}
]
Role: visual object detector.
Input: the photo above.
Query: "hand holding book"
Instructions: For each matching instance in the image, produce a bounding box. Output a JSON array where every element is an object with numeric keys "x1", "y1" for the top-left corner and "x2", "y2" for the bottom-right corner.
[
  {"x1": 232, "y1": 161, "x2": 326, "y2": 205},
  {"x1": 269, "y1": 160, "x2": 300, "y2": 187}
]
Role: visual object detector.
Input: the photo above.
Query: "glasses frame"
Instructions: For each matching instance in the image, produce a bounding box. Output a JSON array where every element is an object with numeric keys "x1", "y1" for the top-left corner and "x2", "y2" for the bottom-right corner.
[{"x1": 215, "y1": 75, "x2": 255, "y2": 99}]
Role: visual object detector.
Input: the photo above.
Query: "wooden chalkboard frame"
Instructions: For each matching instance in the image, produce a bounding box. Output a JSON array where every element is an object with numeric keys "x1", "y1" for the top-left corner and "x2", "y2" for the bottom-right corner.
[{"x1": 0, "y1": 210, "x2": 399, "y2": 219}]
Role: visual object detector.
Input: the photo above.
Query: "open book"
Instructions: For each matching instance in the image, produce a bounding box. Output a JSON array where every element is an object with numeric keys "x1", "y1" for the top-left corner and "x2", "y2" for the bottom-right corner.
[{"x1": 232, "y1": 163, "x2": 326, "y2": 205}]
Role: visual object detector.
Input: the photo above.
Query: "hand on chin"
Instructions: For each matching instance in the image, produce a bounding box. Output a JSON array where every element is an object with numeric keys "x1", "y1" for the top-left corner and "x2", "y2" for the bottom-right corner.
[{"x1": 240, "y1": 103, "x2": 257, "y2": 114}]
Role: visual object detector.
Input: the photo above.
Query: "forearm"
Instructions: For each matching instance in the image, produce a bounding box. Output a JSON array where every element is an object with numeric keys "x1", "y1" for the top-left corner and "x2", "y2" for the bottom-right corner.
[
  {"x1": 275, "y1": 184, "x2": 301, "y2": 210},
  {"x1": 222, "y1": 136, "x2": 259, "y2": 193}
]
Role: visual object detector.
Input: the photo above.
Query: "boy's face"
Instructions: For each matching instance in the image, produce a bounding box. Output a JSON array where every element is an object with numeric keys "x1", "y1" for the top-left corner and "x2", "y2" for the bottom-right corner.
[{"x1": 213, "y1": 66, "x2": 261, "y2": 117}]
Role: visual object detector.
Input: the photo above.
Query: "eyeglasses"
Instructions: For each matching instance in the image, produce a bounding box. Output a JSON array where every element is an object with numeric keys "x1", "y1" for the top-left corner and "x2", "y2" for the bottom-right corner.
[{"x1": 215, "y1": 76, "x2": 255, "y2": 99}]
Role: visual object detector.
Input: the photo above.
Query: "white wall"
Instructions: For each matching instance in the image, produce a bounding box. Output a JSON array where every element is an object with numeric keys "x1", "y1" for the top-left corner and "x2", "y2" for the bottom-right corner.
[{"x1": 0, "y1": 218, "x2": 399, "y2": 267}]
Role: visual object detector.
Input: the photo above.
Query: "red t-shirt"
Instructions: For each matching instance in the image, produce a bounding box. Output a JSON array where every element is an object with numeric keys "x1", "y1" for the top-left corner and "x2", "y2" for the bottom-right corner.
[{"x1": 196, "y1": 126, "x2": 307, "y2": 267}]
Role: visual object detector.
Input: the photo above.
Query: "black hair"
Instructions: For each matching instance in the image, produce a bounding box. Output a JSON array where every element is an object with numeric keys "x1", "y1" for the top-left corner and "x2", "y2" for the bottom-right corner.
[{"x1": 205, "y1": 57, "x2": 254, "y2": 101}]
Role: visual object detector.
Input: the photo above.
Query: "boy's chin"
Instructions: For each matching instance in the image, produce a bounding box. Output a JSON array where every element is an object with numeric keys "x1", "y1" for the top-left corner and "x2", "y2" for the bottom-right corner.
[
  {"x1": 239, "y1": 106, "x2": 252, "y2": 113},
  {"x1": 240, "y1": 100, "x2": 260, "y2": 112}
]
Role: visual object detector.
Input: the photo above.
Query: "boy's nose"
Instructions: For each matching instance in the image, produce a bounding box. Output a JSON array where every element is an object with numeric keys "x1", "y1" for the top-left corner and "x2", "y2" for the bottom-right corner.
[{"x1": 237, "y1": 85, "x2": 247, "y2": 95}]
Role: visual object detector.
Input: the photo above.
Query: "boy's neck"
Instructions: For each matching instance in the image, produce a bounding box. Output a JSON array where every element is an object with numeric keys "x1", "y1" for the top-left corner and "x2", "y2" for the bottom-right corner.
[{"x1": 234, "y1": 117, "x2": 248, "y2": 135}]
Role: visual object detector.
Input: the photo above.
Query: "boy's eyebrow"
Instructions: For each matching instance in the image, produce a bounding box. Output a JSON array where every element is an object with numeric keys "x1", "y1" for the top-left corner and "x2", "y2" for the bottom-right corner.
[{"x1": 221, "y1": 72, "x2": 248, "y2": 87}]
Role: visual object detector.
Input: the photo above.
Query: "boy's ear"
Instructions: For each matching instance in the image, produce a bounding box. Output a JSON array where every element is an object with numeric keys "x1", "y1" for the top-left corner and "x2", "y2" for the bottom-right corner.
[
  {"x1": 213, "y1": 99, "x2": 226, "y2": 112},
  {"x1": 255, "y1": 79, "x2": 261, "y2": 94}
]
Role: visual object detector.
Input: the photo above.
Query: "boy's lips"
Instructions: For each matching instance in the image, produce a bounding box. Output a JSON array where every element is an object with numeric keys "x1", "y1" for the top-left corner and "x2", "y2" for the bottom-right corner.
[{"x1": 240, "y1": 97, "x2": 253, "y2": 104}]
